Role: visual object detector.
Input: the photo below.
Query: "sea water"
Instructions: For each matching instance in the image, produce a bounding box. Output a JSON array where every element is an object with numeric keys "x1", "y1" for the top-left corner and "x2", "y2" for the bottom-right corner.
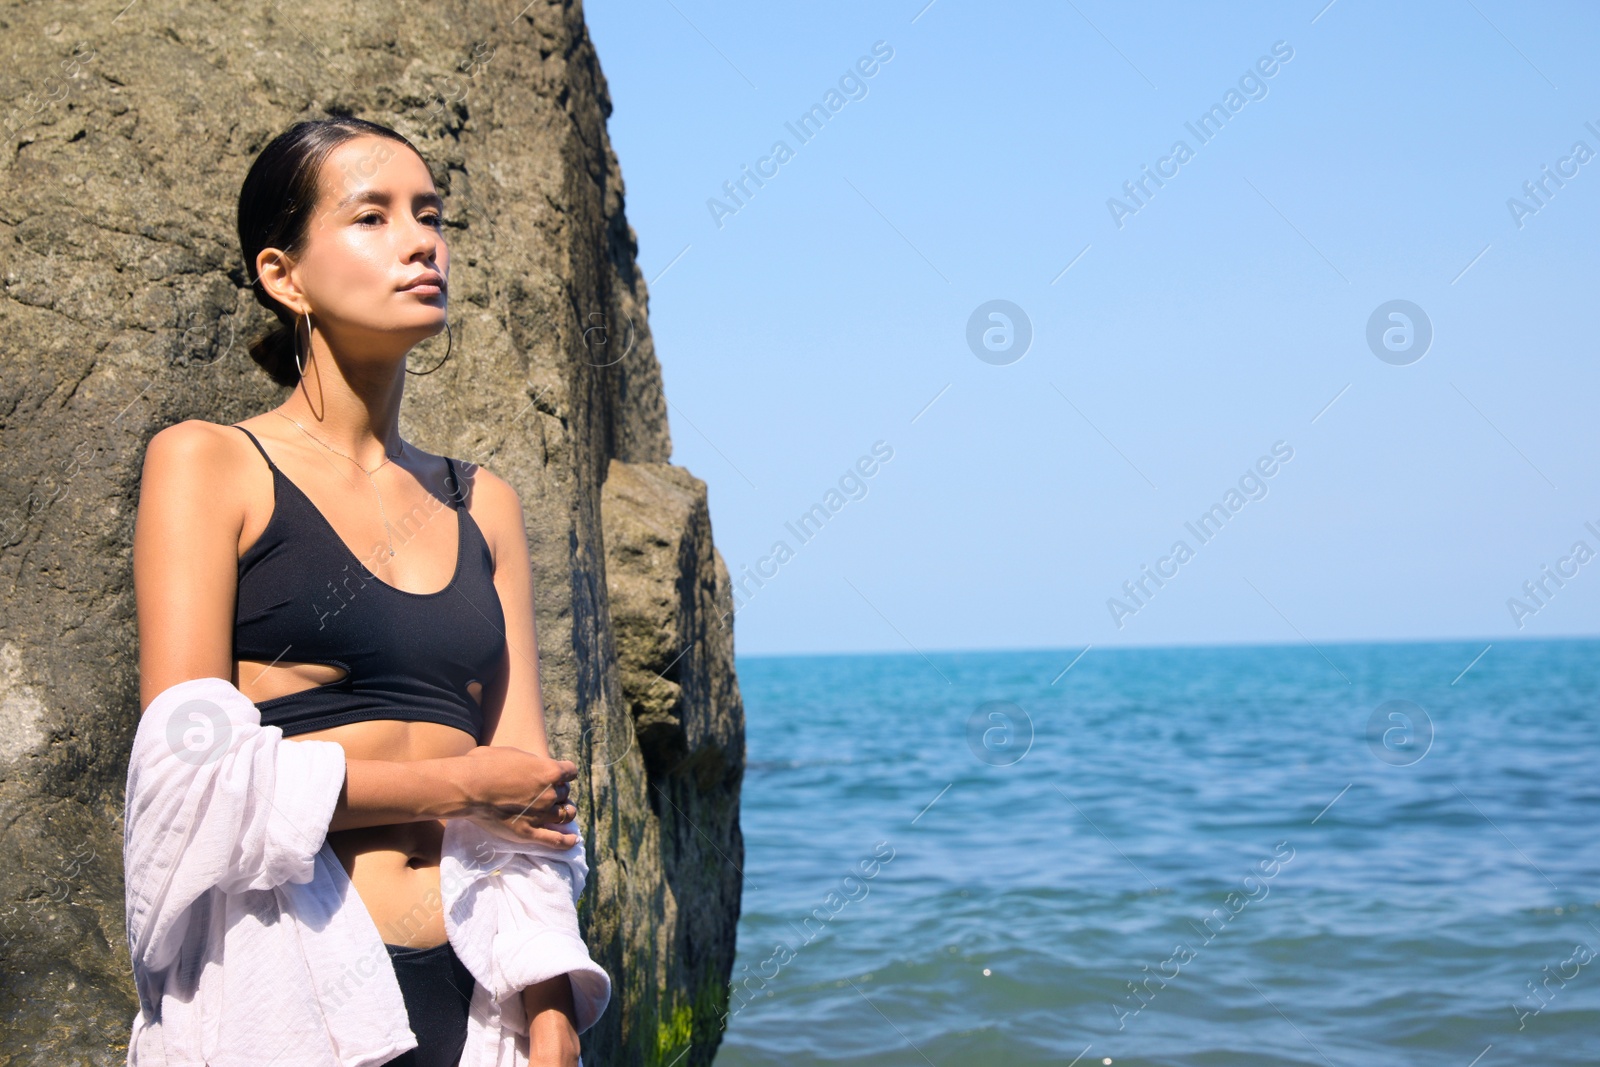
[{"x1": 710, "y1": 638, "x2": 1600, "y2": 1066}]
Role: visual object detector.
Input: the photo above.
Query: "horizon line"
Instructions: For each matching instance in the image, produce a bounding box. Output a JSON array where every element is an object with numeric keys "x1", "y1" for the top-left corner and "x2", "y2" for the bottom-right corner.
[{"x1": 732, "y1": 631, "x2": 1600, "y2": 661}]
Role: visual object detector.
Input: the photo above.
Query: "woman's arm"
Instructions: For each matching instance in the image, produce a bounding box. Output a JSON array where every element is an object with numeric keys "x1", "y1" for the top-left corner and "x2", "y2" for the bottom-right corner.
[
  {"x1": 134, "y1": 421, "x2": 248, "y2": 712},
  {"x1": 456, "y1": 464, "x2": 584, "y2": 1062},
  {"x1": 329, "y1": 757, "x2": 476, "y2": 831},
  {"x1": 523, "y1": 975, "x2": 581, "y2": 1067},
  {"x1": 464, "y1": 463, "x2": 555, "y2": 757}
]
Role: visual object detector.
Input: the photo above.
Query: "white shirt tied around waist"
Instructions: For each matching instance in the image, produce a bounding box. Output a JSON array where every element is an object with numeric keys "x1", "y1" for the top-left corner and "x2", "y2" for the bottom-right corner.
[{"x1": 123, "y1": 676, "x2": 612, "y2": 1066}]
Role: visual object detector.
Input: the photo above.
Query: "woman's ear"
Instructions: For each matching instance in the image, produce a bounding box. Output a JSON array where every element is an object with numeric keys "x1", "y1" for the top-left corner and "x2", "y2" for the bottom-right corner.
[{"x1": 255, "y1": 247, "x2": 305, "y2": 315}]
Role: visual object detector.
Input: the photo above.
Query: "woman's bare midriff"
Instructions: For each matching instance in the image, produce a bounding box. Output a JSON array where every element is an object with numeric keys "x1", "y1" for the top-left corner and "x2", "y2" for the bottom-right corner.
[{"x1": 236, "y1": 658, "x2": 482, "y2": 949}]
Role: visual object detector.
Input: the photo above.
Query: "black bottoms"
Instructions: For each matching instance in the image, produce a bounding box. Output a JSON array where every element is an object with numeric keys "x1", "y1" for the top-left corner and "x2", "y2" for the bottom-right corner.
[{"x1": 382, "y1": 939, "x2": 475, "y2": 1067}]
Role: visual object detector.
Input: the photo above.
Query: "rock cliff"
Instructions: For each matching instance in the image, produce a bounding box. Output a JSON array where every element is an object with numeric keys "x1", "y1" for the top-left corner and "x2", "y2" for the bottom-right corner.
[{"x1": 0, "y1": 1, "x2": 745, "y2": 1063}]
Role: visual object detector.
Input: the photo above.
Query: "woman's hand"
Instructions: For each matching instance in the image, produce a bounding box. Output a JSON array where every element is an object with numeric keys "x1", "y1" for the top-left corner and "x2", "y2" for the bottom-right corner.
[{"x1": 456, "y1": 746, "x2": 580, "y2": 848}]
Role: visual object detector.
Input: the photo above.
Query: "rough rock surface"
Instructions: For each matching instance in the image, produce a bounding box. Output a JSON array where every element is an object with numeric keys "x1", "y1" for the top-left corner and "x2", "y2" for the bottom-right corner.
[
  {"x1": 0, "y1": 1, "x2": 745, "y2": 1063},
  {"x1": 601, "y1": 460, "x2": 746, "y2": 1059}
]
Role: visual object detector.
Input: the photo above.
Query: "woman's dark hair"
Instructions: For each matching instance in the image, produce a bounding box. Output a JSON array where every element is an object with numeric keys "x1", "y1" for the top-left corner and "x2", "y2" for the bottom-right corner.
[{"x1": 236, "y1": 117, "x2": 425, "y2": 387}]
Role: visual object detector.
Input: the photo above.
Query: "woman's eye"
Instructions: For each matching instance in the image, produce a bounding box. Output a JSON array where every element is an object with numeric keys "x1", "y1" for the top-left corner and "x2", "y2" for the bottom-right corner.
[
  {"x1": 356, "y1": 212, "x2": 382, "y2": 225},
  {"x1": 422, "y1": 214, "x2": 444, "y2": 228}
]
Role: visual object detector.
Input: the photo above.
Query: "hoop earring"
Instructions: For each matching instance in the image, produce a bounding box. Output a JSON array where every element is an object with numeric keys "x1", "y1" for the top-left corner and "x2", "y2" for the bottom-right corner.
[
  {"x1": 293, "y1": 311, "x2": 310, "y2": 378},
  {"x1": 407, "y1": 321, "x2": 452, "y2": 376}
]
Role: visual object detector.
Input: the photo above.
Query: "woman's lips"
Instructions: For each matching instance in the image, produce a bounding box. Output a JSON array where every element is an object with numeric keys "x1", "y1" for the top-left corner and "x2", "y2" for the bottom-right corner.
[{"x1": 399, "y1": 272, "x2": 445, "y2": 295}]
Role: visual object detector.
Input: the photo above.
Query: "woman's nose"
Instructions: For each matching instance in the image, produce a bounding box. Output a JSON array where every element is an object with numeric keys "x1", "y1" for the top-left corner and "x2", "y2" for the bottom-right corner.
[{"x1": 406, "y1": 218, "x2": 442, "y2": 263}]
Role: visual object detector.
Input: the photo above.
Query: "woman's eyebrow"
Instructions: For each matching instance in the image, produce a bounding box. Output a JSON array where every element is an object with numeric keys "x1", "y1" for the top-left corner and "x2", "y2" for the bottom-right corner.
[{"x1": 333, "y1": 189, "x2": 446, "y2": 212}]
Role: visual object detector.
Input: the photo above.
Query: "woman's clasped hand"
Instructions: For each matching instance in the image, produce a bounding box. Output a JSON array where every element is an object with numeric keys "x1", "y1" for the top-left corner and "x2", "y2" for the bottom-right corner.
[{"x1": 458, "y1": 746, "x2": 581, "y2": 848}]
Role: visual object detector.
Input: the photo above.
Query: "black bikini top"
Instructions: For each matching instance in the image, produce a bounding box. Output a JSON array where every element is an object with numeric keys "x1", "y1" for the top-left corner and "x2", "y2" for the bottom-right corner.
[{"x1": 230, "y1": 424, "x2": 506, "y2": 741}]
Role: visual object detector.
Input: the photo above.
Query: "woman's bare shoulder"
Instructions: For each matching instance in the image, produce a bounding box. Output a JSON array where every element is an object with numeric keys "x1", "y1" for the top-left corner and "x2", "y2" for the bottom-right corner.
[
  {"x1": 138, "y1": 419, "x2": 270, "y2": 543},
  {"x1": 144, "y1": 418, "x2": 242, "y2": 472}
]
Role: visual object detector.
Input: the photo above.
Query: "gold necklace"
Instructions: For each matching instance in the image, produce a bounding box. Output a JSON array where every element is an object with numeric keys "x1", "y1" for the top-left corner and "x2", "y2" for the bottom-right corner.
[{"x1": 271, "y1": 409, "x2": 407, "y2": 561}]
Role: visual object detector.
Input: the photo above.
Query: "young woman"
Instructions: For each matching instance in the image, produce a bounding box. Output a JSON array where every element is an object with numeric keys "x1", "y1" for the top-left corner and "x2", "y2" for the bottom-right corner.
[{"x1": 133, "y1": 117, "x2": 589, "y2": 1066}]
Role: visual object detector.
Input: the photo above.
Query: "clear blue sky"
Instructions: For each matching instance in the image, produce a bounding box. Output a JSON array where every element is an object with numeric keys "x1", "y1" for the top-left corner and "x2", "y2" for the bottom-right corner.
[{"x1": 584, "y1": 0, "x2": 1600, "y2": 657}]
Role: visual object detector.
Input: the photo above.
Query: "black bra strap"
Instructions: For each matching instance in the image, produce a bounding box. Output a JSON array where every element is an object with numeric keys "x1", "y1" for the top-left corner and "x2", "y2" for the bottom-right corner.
[
  {"x1": 444, "y1": 457, "x2": 463, "y2": 509},
  {"x1": 232, "y1": 425, "x2": 278, "y2": 472}
]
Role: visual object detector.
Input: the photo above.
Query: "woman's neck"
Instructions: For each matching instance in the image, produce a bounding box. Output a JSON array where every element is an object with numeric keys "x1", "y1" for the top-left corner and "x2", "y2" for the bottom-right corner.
[{"x1": 279, "y1": 353, "x2": 407, "y2": 467}]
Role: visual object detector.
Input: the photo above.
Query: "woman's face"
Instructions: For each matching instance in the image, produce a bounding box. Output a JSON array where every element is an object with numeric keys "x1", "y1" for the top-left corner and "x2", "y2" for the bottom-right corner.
[{"x1": 264, "y1": 133, "x2": 450, "y2": 363}]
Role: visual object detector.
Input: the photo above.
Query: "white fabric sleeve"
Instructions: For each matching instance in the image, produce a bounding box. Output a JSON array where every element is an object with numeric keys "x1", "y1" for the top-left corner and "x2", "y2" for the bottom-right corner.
[
  {"x1": 441, "y1": 816, "x2": 614, "y2": 1035},
  {"x1": 123, "y1": 676, "x2": 346, "y2": 976}
]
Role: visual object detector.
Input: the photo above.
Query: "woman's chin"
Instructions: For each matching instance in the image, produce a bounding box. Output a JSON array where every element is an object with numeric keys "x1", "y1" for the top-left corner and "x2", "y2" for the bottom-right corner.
[{"x1": 396, "y1": 310, "x2": 448, "y2": 336}]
